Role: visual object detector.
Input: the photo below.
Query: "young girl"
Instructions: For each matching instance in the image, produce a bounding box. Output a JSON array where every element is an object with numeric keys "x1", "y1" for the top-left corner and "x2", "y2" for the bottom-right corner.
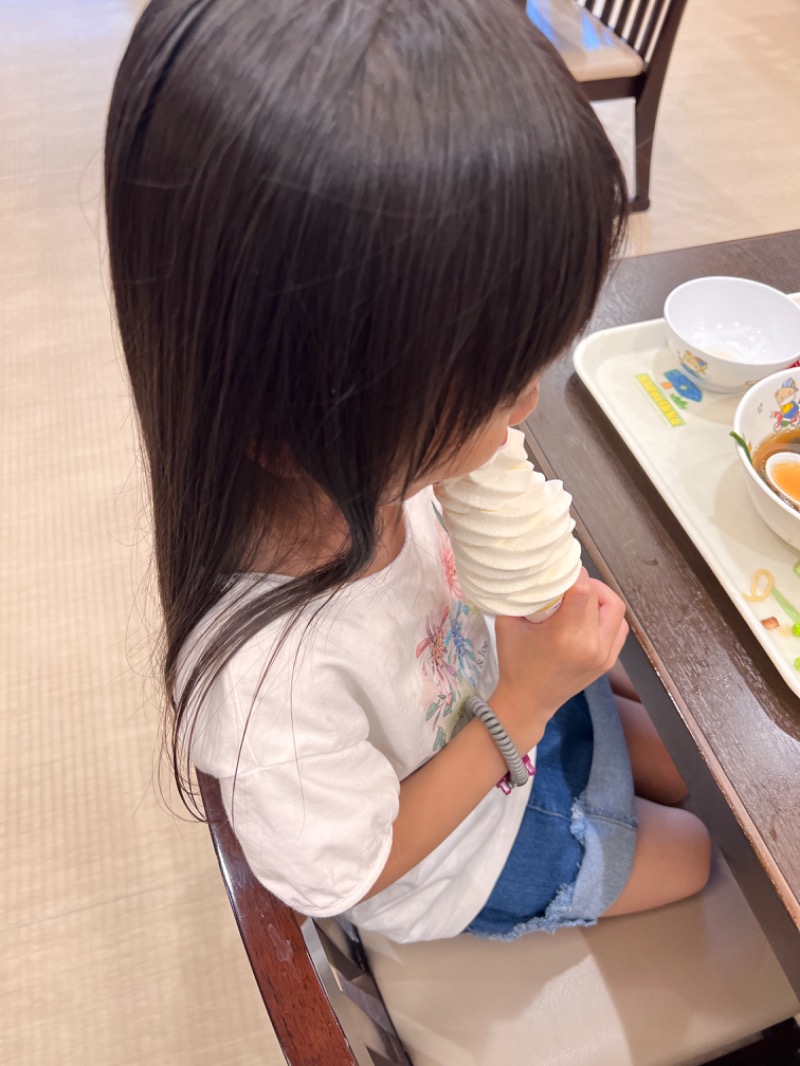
[{"x1": 106, "y1": 0, "x2": 710, "y2": 944}]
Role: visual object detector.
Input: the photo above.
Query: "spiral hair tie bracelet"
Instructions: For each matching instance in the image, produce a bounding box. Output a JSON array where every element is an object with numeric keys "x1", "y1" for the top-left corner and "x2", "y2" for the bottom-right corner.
[{"x1": 465, "y1": 695, "x2": 535, "y2": 795}]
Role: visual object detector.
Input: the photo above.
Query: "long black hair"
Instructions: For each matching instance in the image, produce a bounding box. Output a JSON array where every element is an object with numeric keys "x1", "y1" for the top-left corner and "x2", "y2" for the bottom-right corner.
[{"x1": 105, "y1": 0, "x2": 627, "y2": 814}]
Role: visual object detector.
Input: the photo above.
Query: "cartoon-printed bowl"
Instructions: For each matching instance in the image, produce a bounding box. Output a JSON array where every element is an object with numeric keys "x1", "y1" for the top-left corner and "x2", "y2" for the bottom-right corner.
[
  {"x1": 733, "y1": 370, "x2": 800, "y2": 551},
  {"x1": 664, "y1": 276, "x2": 800, "y2": 394}
]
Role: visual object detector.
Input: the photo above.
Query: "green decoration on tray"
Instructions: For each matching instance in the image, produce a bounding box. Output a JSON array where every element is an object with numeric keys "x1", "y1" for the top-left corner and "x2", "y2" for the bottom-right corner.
[{"x1": 771, "y1": 585, "x2": 800, "y2": 625}]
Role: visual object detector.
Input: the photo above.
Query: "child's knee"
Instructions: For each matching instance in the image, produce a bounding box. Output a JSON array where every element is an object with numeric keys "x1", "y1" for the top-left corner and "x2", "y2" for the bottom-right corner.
[
  {"x1": 675, "y1": 808, "x2": 712, "y2": 896},
  {"x1": 636, "y1": 799, "x2": 712, "y2": 904}
]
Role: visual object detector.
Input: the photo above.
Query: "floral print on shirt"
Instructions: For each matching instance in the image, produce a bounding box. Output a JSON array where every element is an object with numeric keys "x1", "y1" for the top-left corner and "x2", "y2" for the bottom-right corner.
[{"x1": 416, "y1": 525, "x2": 489, "y2": 752}]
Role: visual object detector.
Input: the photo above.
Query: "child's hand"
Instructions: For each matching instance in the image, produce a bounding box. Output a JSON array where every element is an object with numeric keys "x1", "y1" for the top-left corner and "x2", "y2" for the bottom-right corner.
[{"x1": 490, "y1": 568, "x2": 628, "y2": 752}]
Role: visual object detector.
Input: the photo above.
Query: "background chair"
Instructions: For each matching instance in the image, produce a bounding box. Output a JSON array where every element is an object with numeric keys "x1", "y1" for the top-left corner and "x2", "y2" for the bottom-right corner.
[
  {"x1": 198, "y1": 770, "x2": 800, "y2": 1066},
  {"x1": 520, "y1": 0, "x2": 690, "y2": 211}
]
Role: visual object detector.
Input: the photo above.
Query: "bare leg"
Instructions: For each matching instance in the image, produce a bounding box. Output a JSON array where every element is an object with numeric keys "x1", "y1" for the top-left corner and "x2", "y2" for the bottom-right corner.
[
  {"x1": 601, "y1": 666, "x2": 710, "y2": 916},
  {"x1": 604, "y1": 797, "x2": 711, "y2": 917},
  {"x1": 615, "y1": 692, "x2": 688, "y2": 806}
]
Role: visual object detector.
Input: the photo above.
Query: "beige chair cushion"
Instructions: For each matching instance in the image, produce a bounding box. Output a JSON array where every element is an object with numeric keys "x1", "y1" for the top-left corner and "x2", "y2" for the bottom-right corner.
[
  {"x1": 526, "y1": 0, "x2": 645, "y2": 82},
  {"x1": 361, "y1": 852, "x2": 798, "y2": 1066}
]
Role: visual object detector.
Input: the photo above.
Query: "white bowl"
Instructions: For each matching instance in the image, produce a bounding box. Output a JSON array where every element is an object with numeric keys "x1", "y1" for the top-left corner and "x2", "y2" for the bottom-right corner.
[
  {"x1": 664, "y1": 276, "x2": 800, "y2": 394},
  {"x1": 733, "y1": 370, "x2": 800, "y2": 551}
]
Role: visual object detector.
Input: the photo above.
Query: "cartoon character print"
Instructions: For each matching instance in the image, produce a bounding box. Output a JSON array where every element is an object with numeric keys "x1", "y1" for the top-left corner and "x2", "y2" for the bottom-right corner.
[
  {"x1": 416, "y1": 527, "x2": 488, "y2": 752},
  {"x1": 662, "y1": 369, "x2": 702, "y2": 405},
  {"x1": 679, "y1": 350, "x2": 708, "y2": 379},
  {"x1": 773, "y1": 377, "x2": 800, "y2": 431}
]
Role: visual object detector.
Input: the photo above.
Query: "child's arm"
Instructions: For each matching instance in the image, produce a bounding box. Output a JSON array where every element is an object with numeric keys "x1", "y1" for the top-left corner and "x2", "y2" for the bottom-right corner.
[{"x1": 360, "y1": 573, "x2": 627, "y2": 901}]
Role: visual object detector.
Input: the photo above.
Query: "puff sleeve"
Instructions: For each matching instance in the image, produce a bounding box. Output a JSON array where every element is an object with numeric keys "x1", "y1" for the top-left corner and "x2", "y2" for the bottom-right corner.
[{"x1": 188, "y1": 635, "x2": 401, "y2": 915}]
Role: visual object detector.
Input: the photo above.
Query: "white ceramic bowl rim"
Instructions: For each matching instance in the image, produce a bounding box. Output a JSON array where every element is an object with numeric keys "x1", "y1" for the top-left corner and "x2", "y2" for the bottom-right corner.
[{"x1": 665, "y1": 275, "x2": 800, "y2": 366}]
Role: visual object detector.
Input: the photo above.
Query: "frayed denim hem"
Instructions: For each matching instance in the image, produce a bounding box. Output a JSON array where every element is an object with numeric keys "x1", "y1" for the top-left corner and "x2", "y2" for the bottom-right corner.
[
  {"x1": 468, "y1": 784, "x2": 638, "y2": 941},
  {"x1": 465, "y1": 677, "x2": 639, "y2": 941},
  {"x1": 468, "y1": 881, "x2": 597, "y2": 940},
  {"x1": 563, "y1": 786, "x2": 638, "y2": 927}
]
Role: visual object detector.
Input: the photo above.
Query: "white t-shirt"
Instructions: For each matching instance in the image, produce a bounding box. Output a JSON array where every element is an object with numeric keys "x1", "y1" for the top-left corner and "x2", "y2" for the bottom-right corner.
[{"x1": 180, "y1": 488, "x2": 532, "y2": 943}]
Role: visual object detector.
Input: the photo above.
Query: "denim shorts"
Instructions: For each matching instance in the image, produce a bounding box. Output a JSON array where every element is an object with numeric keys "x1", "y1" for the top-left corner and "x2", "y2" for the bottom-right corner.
[{"x1": 465, "y1": 676, "x2": 638, "y2": 939}]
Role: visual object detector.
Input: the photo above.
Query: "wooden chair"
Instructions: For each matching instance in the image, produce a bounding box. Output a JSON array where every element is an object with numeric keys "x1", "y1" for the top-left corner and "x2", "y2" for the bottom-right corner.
[
  {"x1": 197, "y1": 770, "x2": 800, "y2": 1066},
  {"x1": 519, "y1": 0, "x2": 690, "y2": 211},
  {"x1": 197, "y1": 770, "x2": 410, "y2": 1065}
]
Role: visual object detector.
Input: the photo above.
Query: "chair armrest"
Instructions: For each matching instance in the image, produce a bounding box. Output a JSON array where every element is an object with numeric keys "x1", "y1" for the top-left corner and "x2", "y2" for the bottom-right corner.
[{"x1": 197, "y1": 771, "x2": 359, "y2": 1064}]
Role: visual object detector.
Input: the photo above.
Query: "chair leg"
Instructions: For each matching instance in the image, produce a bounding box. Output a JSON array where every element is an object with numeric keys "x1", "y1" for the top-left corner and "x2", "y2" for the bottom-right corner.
[{"x1": 631, "y1": 93, "x2": 657, "y2": 213}]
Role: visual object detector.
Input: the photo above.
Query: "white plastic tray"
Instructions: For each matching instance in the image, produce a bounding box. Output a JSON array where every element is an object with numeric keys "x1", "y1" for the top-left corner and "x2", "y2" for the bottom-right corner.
[{"x1": 573, "y1": 305, "x2": 800, "y2": 699}]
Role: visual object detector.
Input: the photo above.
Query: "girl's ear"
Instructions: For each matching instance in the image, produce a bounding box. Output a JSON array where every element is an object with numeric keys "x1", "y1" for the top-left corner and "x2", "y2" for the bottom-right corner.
[
  {"x1": 509, "y1": 379, "x2": 541, "y2": 425},
  {"x1": 246, "y1": 440, "x2": 299, "y2": 477}
]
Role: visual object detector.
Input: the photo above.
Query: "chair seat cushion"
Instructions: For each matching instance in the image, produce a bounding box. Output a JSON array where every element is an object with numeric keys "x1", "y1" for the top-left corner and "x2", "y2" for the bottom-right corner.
[
  {"x1": 361, "y1": 852, "x2": 798, "y2": 1066},
  {"x1": 526, "y1": 0, "x2": 645, "y2": 82}
]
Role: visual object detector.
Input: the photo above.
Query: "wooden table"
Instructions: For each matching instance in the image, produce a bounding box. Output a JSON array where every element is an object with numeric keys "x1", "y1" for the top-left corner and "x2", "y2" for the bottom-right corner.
[{"x1": 523, "y1": 229, "x2": 800, "y2": 996}]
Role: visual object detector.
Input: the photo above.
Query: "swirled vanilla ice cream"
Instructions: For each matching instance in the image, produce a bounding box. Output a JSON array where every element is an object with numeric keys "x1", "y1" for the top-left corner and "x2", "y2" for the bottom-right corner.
[{"x1": 434, "y1": 428, "x2": 581, "y2": 620}]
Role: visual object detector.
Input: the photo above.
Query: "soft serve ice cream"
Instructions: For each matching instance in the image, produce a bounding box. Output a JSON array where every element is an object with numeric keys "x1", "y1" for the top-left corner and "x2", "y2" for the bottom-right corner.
[{"x1": 434, "y1": 427, "x2": 581, "y2": 620}]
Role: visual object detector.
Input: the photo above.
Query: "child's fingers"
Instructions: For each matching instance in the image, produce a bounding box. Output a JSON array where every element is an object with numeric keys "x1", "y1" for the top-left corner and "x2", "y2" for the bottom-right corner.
[
  {"x1": 592, "y1": 579, "x2": 626, "y2": 624},
  {"x1": 556, "y1": 567, "x2": 594, "y2": 622},
  {"x1": 590, "y1": 577, "x2": 622, "y2": 608},
  {"x1": 607, "y1": 616, "x2": 629, "y2": 666},
  {"x1": 594, "y1": 580, "x2": 628, "y2": 664},
  {"x1": 572, "y1": 566, "x2": 591, "y2": 595}
]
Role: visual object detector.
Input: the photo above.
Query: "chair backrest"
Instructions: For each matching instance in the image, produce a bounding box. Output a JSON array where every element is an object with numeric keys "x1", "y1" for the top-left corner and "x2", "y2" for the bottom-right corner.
[
  {"x1": 196, "y1": 770, "x2": 411, "y2": 1066},
  {"x1": 577, "y1": 0, "x2": 686, "y2": 65}
]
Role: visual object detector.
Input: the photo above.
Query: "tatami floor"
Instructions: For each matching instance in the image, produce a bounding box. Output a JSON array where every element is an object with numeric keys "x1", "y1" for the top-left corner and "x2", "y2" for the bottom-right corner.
[{"x1": 2, "y1": 1, "x2": 800, "y2": 1063}]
